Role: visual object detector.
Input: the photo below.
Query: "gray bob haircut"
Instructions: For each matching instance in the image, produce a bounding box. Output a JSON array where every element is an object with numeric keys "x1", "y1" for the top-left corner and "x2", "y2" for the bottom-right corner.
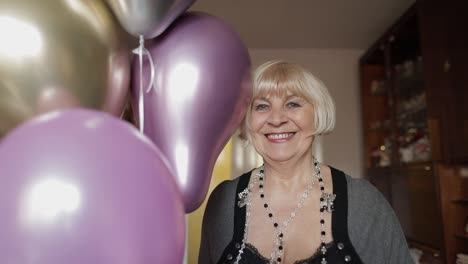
[{"x1": 239, "y1": 60, "x2": 336, "y2": 141}]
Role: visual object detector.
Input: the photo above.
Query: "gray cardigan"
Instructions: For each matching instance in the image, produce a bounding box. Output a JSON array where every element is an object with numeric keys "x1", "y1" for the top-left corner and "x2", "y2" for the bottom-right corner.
[{"x1": 199, "y1": 167, "x2": 413, "y2": 264}]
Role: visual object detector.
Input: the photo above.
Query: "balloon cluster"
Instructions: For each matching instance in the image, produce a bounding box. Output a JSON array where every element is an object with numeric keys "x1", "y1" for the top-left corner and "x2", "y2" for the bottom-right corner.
[{"x1": 0, "y1": 0, "x2": 252, "y2": 263}]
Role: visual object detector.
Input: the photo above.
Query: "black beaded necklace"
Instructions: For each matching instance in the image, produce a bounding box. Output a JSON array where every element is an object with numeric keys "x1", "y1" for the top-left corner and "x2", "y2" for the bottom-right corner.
[{"x1": 257, "y1": 158, "x2": 334, "y2": 264}]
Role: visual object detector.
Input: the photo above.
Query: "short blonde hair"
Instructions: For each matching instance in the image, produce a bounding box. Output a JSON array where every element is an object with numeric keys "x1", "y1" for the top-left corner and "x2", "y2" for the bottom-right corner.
[{"x1": 239, "y1": 60, "x2": 335, "y2": 141}]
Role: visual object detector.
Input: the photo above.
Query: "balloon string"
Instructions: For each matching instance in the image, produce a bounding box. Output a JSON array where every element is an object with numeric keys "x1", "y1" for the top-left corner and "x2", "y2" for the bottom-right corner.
[{"x1": 132, "y1": 35, "x2": 155, "y2": 133}]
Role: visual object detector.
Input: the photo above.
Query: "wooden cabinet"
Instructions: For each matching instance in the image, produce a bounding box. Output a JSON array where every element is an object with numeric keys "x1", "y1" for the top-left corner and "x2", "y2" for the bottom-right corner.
[
  {"x1": 393, "y1": 163, "x2": 444, "y2": 247},
  {"x1": 438, "y1": 165, "x2": 468, "y2": 264},
  {"x1": 360, "y1": 1, "x2": 468, "y2": 263},
  {"x1": 418, "y1": 0, "x2": 468, "y2": 163}
]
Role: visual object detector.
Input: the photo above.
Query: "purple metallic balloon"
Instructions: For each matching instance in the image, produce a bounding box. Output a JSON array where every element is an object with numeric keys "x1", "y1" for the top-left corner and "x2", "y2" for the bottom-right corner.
[
  {"x1": 131, "y1": 12, "x2": 252, "y2": 212},
  {"x1": 0, "y1": 109, "x2": 185, "y2": 264}
]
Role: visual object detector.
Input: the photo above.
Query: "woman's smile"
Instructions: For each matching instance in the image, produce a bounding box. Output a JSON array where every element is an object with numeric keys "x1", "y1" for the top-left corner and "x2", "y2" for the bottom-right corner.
[{"x1": 265, "y1": 132, "x2": 296, "y2": 142}]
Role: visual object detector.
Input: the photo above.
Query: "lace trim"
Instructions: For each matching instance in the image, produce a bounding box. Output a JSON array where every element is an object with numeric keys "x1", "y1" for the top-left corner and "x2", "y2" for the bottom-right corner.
[{"x1": 244, "y1": 241, "x2": 336, "y2": 264}]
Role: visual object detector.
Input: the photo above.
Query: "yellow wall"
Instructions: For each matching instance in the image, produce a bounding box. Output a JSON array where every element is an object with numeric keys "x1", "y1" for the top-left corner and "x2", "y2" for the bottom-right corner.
[{"x1": 187, "y1": 140, "x2": 232, "y2": 264}]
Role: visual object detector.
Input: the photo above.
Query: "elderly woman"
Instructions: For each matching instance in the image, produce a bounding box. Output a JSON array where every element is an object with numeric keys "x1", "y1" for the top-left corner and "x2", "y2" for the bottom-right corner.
[{"x1": 199, "y1": 61, "x2": 412, "y2": 264}]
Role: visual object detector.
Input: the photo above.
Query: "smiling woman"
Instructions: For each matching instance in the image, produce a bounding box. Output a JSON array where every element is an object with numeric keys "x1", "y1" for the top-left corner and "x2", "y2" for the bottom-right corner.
[{"x1": 199, "y1": 61, "x2": 413, "y2": 264}]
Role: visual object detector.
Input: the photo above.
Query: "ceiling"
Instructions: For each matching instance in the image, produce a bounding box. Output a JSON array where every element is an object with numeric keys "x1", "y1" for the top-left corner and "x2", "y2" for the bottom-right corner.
[{"x1": 190, "y1": 0, "x2": 415, "y2": 49}]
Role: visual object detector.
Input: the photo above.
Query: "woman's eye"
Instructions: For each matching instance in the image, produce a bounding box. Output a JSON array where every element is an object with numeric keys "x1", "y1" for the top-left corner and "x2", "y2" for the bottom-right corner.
[
  {"x1": 287, "y1": 102, "x2": 301, "y2": 108},
  {"x1": 254, "y1": 104, "x2": 269, "y2": 111}
]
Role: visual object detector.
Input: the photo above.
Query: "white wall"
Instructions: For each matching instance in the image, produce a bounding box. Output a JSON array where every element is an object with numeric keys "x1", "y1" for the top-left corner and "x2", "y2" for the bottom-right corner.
[{"x1": 246, "y1": 49, "x2": 365, "y2": 178}]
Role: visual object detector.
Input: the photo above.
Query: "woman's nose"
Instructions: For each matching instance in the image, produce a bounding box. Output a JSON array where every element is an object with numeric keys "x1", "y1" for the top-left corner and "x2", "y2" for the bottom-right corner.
[{"x1": 268, "y1": 107, "x2": 288, "y2": 126}]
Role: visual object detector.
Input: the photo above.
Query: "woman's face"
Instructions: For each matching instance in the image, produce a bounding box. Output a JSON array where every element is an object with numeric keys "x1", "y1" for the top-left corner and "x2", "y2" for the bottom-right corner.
[{"x1": 249, "y1": 92, "x2": 316, "y2": 163}]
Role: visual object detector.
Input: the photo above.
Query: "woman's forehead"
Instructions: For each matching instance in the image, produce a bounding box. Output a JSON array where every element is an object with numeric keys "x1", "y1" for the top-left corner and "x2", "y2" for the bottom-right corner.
[{"x1": 254, "y1": 89, "x2": 306, "y2": 100}]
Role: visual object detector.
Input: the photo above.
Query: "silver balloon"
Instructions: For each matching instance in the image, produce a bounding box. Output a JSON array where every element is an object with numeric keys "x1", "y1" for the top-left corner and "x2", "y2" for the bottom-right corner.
[{"x1": 106, "y1": 0, "x2": 196, "y2": 39}]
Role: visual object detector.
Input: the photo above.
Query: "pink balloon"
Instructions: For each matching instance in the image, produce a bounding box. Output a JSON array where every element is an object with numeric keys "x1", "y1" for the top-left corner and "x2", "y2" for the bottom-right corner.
[
  {"x1": 131, "y1": 12, "x2": 252, "y2": 212},
  {"x1": 0, "y1": 109, "x2": 185, "y2": 264}
]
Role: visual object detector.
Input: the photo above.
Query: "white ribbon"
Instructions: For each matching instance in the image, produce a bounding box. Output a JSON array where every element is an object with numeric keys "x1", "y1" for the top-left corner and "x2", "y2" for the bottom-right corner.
[{"x1": 132, "y1": 35, "x2": 155, "y2": 133}]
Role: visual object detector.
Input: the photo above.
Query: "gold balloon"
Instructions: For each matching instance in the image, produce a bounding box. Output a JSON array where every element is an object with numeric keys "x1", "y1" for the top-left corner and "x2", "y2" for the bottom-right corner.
[{"x1": 0, "y1": 0, "x2": 131, "y2": 137}]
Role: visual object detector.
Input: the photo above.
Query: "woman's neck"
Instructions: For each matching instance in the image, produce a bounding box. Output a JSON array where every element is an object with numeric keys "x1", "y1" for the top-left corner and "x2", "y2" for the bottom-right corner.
[{"x1": 261, "y1": 153, "x2": 317, "y2": 194}]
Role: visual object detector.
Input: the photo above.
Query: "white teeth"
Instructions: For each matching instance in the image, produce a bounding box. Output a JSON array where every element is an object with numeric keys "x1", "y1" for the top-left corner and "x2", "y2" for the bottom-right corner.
[{"x1": 267, "y1": 133, "x2": 294, "y2": 139}]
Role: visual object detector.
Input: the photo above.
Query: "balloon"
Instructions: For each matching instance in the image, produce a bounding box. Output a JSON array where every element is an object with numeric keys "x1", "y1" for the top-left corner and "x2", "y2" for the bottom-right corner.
[
  {"x1": 131, "y1": 12, "x2": 252, "y2": 212},
  {"x1": 0, "y1": 0, "x2": 131, "y2": 138},
  {"x1": 0, "y1": 109, "x2": 185, "y2": 264},
  {"x1": 106, "y1": 0, "x2": 196, "y2": 39}
]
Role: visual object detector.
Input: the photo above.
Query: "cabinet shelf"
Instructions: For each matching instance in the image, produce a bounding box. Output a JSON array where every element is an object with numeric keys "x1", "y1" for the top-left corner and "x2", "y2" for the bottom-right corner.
[
  {"x1": 455, "y1": 233, "x2": 468, "y2": 241},
  {"x1": 368, "y1": 165, "x2": 391, "y2": 170},
  {"x1": 366, "y1": 128, "x2": 391, "y2": 133},
  {"x1": 452, "y1": 199, "x2": 468, "y2": 206},
  {"x1": 399, "y1": 161, "x2": 432, "y2": 169},
  {"x1": 395, "y1": 76, "x2": 424, "y2": 95},
  {"x1": 369, "y1": 92, "x2": 388, "y2": 97},
  {"x1": 408, "y1": 239, "x2": 441, "y2": 254},
  {"x1": 396, "y1": 104, "x2": 427, "y2": 121},
  {"x1": 397, "y1": 121, "x2": 428, "y2": 130}
]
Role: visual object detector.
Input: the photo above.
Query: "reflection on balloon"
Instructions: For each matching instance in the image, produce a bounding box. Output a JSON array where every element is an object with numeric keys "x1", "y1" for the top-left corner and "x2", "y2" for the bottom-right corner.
[
  {"x1": 167, "y1": 62, "x2": 199, "y2": 104},
  {"x1": 174, "y1": 141, "x2": 190, "y2": 186},
  {"x1": 131, "y1": 12, "x2": 252, "y2": 212},
  {"x1": 22, "y1": 178, "x2": 81, "y2": 224},
  {"x1": 0, "y1": 16, "x2": 42, "y2": 58},
  {"x1": 0, "y1": 0, "x2": 131, "y2": 138},
  {"x1": 0, "y1": 109, "x2": 185, "y2": 264}
]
